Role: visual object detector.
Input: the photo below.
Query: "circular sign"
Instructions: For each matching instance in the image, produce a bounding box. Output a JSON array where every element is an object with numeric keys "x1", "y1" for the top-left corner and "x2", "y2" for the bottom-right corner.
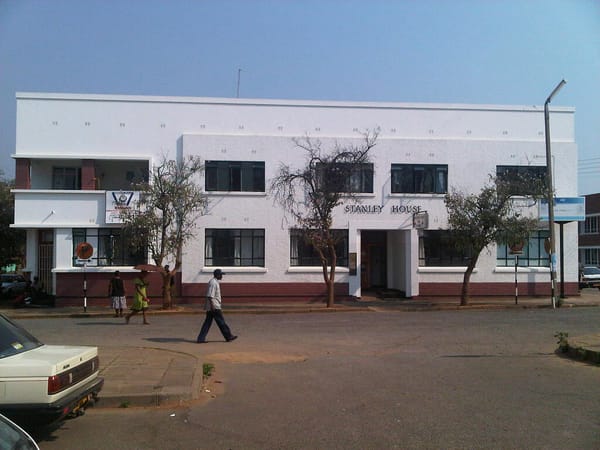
[{"x1": 76, "y1": 242, "x2": 94, "y2": 259}]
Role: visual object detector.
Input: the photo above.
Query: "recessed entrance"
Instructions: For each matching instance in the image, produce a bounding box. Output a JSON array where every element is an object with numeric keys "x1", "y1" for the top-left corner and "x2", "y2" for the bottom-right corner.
[{"x1": 361, "y1": 231, "x2": 387, "y2": 290}]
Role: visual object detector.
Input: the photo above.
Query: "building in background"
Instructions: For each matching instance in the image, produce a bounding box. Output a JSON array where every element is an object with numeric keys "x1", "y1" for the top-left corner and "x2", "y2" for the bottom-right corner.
[
  {"x1": 11, "y1": 92, "x2": 579, "y2": 305},
  {"x1": 579, "y1": 193, "x2": 600, "y2": 267}
]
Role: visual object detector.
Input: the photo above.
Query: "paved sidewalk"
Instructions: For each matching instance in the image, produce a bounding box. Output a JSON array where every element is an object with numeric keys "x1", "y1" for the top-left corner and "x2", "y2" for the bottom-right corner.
[{"x1": 2, "y1": 290, "x2": 598, "y2": 410}]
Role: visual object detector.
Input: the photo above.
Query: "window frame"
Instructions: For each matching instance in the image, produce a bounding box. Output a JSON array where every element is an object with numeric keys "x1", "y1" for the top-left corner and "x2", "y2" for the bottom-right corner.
[
  {"x1": 290, "y1": 229, "x2": 349, "y2": 267},
  {"x1": 72, "y1": 228, "x2": 146, "y2": 267},
  {"x1": 418, "y1": 230, "x2": 471, "y2": 267},
  {"x1": 205, "y1": 161, "x2": 265, "y2": 192},
  {"x1": 53, "y1": 167, "x2": 81, "y2": 190},
  {"x1": 496, "y1": 230, "x2": 550, "y2": 267},
  {"x1": 391, "y1": 164, "x2": 448, "y2": 194},
  {"x1": 204, "y1": 228, "x2": 265, "y2": 267}
]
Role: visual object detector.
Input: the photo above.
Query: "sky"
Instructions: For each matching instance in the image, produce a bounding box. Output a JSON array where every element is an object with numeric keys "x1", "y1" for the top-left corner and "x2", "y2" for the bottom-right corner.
[{"x1": 0, "y1": 0, "x2": 598, "y2": 194}]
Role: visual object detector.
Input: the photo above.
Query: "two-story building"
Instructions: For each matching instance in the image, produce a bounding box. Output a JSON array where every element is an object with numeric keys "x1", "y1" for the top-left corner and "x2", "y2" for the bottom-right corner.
[{"x1": 11, "y1": 92, "x2": 580, "y2": 305}]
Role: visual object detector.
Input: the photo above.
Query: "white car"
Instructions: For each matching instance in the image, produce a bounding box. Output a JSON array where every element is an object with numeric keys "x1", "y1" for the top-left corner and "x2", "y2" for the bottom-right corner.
[
  {"x1": 579, "y1": 266, "x2": 600, "y2": 289},
  {"x1": 0, "y1": 314, "x2": 103, "y2": 427}
]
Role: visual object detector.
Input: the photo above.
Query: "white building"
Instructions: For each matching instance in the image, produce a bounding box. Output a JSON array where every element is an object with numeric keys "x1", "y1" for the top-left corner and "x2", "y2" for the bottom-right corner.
[{"x1": 12, "y1": 92, "x2": 579, "y2": 305}]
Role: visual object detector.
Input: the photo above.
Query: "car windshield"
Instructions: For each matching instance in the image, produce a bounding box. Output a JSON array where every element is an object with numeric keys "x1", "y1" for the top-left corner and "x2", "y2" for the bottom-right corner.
[
  {"x1": 583, "y1": 267, "x2": 600, "y2": 275},
  {"x1": 0, "y1": 314, "x2": 43, "y2": 359}
]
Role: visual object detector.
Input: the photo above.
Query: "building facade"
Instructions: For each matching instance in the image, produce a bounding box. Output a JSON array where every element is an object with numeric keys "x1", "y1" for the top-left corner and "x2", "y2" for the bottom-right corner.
[
  {"x1": 12, "y1": 93, "x2": 580, "y2": 305},
  {"x1": 579, "y1": 193, "x2": 600, "y2": 267}
]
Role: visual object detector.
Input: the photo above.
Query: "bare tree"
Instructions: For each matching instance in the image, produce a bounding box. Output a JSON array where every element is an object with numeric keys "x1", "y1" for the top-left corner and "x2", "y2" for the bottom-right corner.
[
  {"x1": 271, "y1": 131, "x2": 378, "y2": 307},
  {"x1": 444, "y1": 173, "x2": 546, "y2": 305},
  {"x1": 120, "y1": 156, "x2": 207, "y2": 309}
]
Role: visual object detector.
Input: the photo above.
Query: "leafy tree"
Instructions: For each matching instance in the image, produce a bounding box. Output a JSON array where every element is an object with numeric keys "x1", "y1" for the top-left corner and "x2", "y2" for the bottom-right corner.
[
  {"x1": 444, "y1": 173, "x2": 546, "y2": 305},
  {"x1": 119, "y1": 156, "x2": 207, "y2": 309},
  {"x1": 0, "y1": 171, "x2": 25, "y2": 270},
  {"x1": 271, "y1": 131, "x2": 378, "y2": 307}
]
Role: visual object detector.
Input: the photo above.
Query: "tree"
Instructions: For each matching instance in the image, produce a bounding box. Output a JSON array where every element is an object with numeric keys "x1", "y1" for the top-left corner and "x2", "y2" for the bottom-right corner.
[
  {"x1": 119, "y1": 156, "x2": 207, "y2": 309},
  {"x1": 0, "y1": 171, "x2": 25, "y2": 270},
  {"x1": 444, "y1": 173, "x2": 546, "y2": 305},
  {"x1": 270, "y1": 131, "x2": 378, "y2": 307}
]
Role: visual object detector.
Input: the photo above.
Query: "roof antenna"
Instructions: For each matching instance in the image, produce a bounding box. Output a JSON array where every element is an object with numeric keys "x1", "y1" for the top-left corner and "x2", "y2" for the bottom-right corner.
[{"x1": 236, "y1": 68, "x2": 242, "y2": 98}]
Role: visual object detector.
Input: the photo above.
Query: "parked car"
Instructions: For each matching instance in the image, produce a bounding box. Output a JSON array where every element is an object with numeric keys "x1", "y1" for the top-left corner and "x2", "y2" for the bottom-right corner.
[
  {"x1": 0, "y1": 413, "x2": 39, "y2": 449},
  {"x1": 579, "y1": 266, "x2": 600, "y2": 289},
  {"x1": 0, "y1": 314, "x2": 103, "y2": 427},
  {"x1": 0, "y1": 274, "x2": 27, "y2": 298}
]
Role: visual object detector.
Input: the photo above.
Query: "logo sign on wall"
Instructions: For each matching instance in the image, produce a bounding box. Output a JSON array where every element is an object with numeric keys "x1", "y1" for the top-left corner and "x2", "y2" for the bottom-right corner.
[{"x1": 105, "y1": 191, "x2": 139, "y2": 224}]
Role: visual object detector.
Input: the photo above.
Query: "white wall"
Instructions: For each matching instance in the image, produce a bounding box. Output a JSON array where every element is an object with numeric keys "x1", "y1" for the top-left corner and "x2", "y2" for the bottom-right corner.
[{"x1": 14, "y1": 92, "x2": 579, "y2": 292}]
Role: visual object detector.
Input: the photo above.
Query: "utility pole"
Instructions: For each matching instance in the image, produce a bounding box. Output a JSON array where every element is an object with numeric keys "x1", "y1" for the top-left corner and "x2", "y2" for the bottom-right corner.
[{"x1": 544, "y1": 79, "x2": 567, "y2": 309}]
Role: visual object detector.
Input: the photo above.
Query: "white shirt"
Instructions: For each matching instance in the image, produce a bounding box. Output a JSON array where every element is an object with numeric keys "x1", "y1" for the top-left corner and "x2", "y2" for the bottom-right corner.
[{"x1": 205, "y1": 277, "x2": 222, "y2": 310}]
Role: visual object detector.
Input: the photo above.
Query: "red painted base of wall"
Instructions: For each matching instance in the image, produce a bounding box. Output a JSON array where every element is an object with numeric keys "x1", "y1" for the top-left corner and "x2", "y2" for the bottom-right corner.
[
  {"x1": 418, "y1": 282, "x2": 580, "y2": 297},
  {"x1": 53, "y1": 274, "x2": 351, "y2": 306},
  {"x1": 51, "y1": 273, "x2": 580, "y2": 307}
]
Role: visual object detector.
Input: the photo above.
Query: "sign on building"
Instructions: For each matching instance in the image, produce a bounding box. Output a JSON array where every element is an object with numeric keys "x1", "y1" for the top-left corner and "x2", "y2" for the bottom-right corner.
[{"x1": 105, "y1": 191, "x2": 139, "y2": 224}]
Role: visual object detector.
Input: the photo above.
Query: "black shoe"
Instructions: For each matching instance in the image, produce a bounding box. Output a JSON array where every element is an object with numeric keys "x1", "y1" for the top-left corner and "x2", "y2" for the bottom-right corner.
[
  {"x1": 196, "y1": 340, "x2": 206, "y2": 343},
  {"x1": 226, "y1": 336, "x2": 238, "y2": 342}
]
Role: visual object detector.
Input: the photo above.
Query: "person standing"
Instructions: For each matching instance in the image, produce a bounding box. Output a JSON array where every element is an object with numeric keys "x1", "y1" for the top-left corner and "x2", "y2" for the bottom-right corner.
[
  {"x1": 108, "y1": 270, "x2": 127, "y2": 317},
  {"x1": 125, "y1": 270, "x2": 150, "y2": 325},
  {"x1": 197, "y1": 269, "x2": 237, "y2": 343}
]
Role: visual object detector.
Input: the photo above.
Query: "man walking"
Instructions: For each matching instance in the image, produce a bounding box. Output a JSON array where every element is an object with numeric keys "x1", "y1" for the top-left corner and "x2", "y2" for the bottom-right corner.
[{"x1": 197, "y1": 269, "x2": 237, "y2": 343}]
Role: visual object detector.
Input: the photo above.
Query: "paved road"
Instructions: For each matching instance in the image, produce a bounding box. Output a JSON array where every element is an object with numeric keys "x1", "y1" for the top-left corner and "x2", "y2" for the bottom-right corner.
[{"x1": 24, "y1": 308, "x2": 600, "y2": 449}]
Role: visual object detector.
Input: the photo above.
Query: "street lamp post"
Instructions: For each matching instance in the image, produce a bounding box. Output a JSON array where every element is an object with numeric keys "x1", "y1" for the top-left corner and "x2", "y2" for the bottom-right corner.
[{"x1": 544, "y1": 79, "x2": 567, "y2": 309}]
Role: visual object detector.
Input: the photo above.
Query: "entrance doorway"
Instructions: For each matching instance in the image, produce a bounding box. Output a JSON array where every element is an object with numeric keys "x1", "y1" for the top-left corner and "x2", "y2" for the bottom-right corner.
[
  {"x1": 37, "y1": 230, "x2": 54, "y2": 293},
  {"x1": 361, "y1": 231, "x2": 387, "y2": 290}
]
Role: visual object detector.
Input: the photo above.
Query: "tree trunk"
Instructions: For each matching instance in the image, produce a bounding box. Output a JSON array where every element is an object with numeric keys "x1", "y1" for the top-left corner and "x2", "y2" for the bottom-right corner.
[
  {"x1": 460, "y1": 254, "x2": 480, "y2": 306},
  {"x1": 326, "y1": 279, "x2": 335, "y2": 308}
]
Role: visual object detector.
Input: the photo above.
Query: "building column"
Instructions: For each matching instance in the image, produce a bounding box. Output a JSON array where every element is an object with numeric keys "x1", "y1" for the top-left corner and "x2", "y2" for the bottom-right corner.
[
  {"x1": 405, "y1": 229, "x2": 420, "y2": 297},
  {"x1": 15, "y1": 158, "x2": 31, "y2": 189},
  {"x1": 81, "y1": 159, "x2": 96, "y2": 190}
]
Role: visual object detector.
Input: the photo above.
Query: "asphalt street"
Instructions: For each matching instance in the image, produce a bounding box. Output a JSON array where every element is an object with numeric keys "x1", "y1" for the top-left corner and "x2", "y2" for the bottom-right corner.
[{"x1": 18, "y1": 305, "x2": 600, "y2": 449}]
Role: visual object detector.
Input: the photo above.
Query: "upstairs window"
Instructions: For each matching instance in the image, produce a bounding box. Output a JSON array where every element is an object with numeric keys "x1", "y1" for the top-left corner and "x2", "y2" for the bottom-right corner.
[
  {"x1": 582, "y1": 215, "x2": 599, "y2": 234},
  {"x1": 316, "y1": 163, "x2": 374, "y2": 194},
  {"x1": 53, "y1": 167, "x2": 81, "y2": 190},
  {"x1": 205, "y1": 161, "x2": 265, "y2": 192},
  {"x1": 496, "y1": 165, "x2": 547, "y2": 195},
  {"x1": 391, "y1": 164, "x2": 447, "y2": 194}
]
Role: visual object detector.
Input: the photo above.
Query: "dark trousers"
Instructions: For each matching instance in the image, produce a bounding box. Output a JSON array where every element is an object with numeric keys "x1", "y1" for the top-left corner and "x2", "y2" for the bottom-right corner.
[{"x1": 197, "y1": 309, "x2": 233, "y2": 342}]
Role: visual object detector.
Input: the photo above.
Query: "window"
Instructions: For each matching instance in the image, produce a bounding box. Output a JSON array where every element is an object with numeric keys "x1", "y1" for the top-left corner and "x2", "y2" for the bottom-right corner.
[
  {"x1": 391, "y1": 164, "x2": 447, "y2": 194},
  {"x1": 205, "y1": 229, "x2": 265, "y2": 266},
  {"x1": 583, "y1": 248, "x2": 600, "y2": 266},
  {"x1": 290, "y1": 229, "x2": 349, "y2": 267},
  {"x1": 496, "y1": 165, "x2": 547, "y2": 195},
  {"x1": 345, "y1": 163, "x2": 374, "y2": 193},
  {"x1": 496, "y1": 230, "x2": 550, "y2": 267},
  {"x1": 205, "y1": 161, "x2": 265, "y2": 192},
  {"x1": 316, "y1": 163, "x2": 374, "y2": 194},
  {"x1": 72, "y1": 229, "x2": 146, "y2": 266},
  {"x1": 53, "y1": 167, "x2": 81, "y2": 190},
  {"x1": 419, "y1": 230, "x2": 471, "y2": 266},
  {"x1": 582, "y1": 216, "x2": 600, "y2": 234}
]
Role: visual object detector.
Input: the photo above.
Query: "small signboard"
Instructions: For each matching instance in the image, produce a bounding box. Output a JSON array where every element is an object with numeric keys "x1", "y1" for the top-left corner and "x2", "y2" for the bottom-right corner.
[
  {"x1": 106, "y1": 191, "x2": 139, "y2": 224},
  {"x1": 539, "y1": 197, "x2": 585, "y2": 222}
]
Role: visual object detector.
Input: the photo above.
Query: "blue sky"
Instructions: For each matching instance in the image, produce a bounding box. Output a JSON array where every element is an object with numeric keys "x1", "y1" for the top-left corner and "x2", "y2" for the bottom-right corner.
[{"x1": 1, "y1": 0, "x2": 598, "y2": 194}]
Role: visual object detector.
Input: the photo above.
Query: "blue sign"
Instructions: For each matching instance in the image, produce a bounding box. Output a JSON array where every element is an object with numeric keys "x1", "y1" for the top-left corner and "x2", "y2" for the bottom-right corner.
[{"x1": 539, "y1": 197, "x2": 585, "y2": 222}]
